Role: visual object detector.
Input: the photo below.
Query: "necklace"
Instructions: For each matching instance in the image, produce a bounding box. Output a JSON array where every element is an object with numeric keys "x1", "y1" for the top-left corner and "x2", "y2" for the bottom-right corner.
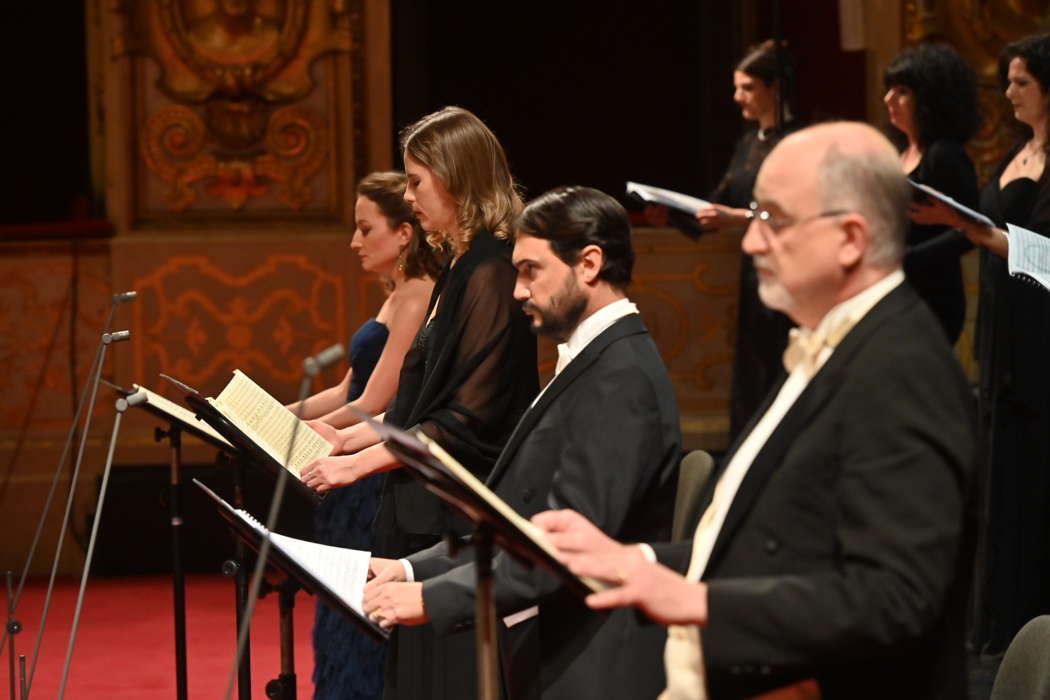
[{"x1": 1022, "y1": 140, "x2": 1045, "y2": 166}]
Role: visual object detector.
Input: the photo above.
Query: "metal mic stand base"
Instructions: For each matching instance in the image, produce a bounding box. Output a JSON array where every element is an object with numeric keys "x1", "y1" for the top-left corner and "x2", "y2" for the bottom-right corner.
[
  {"x1": 218, "y1": 453, "x2": 253, "y2": 700},
  {"x1": 261, "y1": 577, "x2": 299, "y2": 700}
]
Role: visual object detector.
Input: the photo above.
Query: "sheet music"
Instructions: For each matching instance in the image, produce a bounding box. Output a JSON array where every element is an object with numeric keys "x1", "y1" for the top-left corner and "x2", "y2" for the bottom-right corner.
[
  {"x1": 212, "y1": 369, "x2": 332, "y2": 473},
  {"x1": 626, "y1": 181, "x2": 710, "y2": 215},
  {"x1": 131, "y1": 384, "x2": 232, "y2": 447},
  {"x1": 1007, "y1": 223, "x2": 1050, "y2": 292},
  {"x1": 271, "y1": 535, "x2": 371, "y2": 615},
  {"x1": 231, "y1": 507, "x2": 369, "y2": 614}
]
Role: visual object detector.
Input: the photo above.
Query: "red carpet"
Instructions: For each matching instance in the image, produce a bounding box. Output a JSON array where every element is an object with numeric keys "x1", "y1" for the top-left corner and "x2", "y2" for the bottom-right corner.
[{"x1": 3, "y1": 574, "x2": 315, "y2": 699}]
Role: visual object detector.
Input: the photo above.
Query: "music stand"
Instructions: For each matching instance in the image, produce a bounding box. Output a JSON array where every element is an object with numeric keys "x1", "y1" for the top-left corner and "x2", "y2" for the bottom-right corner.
[
  {"x1": 193, "y1": 479, "x2": 388, "y2": 643},
  {"x1": 120, "y1": 383, "x2": 247, "y2": 700},
  {"x1": 361, "y1": 417, "x2": 605, "y2": 700},
  {"x1": 185, "y1": 394, "x2": 322, "y2": 506}
]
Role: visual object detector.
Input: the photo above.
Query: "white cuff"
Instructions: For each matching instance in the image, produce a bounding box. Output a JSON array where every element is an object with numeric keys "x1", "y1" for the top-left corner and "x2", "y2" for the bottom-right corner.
[
  {"x1": 636, "y1": 543, "x2": 657, "y2": 563},
  {"x1": 399, "y1": 558, "x2": 415, "y2": 582}
]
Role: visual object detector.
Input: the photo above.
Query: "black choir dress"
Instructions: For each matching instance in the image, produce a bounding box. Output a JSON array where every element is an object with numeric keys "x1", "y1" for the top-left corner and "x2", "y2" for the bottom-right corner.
[
  {"x1": 312, "y1": 318, "x2": 389, "y2": 700},
  {"x1": 972, "y1": 143, "x2": 1050, "y2": 653},
  {"x1": 716, "y1": 121, "x2": 803, "y2": 441},
  {"x1": 904, "y1": 139, "x2": 977, "y2": 344},
  {"x1": 377, "y1": 230, "x2": 539, "y2": 699}
]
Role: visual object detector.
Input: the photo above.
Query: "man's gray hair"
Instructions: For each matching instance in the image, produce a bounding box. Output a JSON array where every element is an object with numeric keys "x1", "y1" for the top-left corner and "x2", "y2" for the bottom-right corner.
[{"x1": 817, "y1": 143, "x2": 910, "y2": 267}]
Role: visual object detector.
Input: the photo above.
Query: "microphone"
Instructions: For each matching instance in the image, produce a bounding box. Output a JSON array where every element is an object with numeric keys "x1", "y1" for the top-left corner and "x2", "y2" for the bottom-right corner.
[
  {"x1": 302, "y1": 343, "x2": 344, "y2": 377},
  {"x1": 111, "y1": 290, "x2": 137, "y2": 304},
  {"x1": 102, "y1": 330, "x2": 131, "y2": 345}
]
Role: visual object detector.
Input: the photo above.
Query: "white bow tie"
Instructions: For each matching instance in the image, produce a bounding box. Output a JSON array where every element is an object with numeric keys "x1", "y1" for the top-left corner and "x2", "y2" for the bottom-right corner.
[{"x1": 782, "y1": 317, "x2": 857, "y2": 375}]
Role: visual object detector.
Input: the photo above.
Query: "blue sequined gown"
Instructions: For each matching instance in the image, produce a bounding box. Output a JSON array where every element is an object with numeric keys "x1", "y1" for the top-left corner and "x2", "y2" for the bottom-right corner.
[{"x1": 312, "y1": 318, "x2": 389, "y2": 700}]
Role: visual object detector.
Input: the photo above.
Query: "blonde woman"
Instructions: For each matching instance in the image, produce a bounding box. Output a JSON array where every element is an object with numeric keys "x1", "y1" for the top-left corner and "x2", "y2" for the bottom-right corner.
[{"x1": 301, "y1": 106, "x2": 539, "y2": 699}]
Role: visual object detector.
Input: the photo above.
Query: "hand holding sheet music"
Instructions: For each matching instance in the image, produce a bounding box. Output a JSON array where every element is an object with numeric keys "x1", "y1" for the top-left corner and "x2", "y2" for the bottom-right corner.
[
  {"x1": 626, "y1": 181, "x2": 710, "y2": 215},
  {"x1": 1007, "y1": 223, "x2": 1050, "y2": 293},
  {"x1": 908, "y1": 179, "x2": 996, "y2": 229}
]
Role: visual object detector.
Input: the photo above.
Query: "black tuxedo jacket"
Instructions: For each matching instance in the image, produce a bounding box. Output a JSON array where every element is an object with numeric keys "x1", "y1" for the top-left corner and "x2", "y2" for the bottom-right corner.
[
  {"x1": 654, "y1": 282, "x2": 977, "y2": 700},
  {"x1": 408, "y1": 313, "x2": 681, "y2": 700}
]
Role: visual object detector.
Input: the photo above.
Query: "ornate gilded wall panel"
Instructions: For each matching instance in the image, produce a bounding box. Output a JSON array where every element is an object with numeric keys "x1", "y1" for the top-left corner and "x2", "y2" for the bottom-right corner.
[
  {"x1": 106, "y1": 0, "x2": 367, "y2": 223},
  {"x1": 904, "y1": 0, "x2": 1050, "y2": 181},
  {"x1": 628, "y1": 228, "x2": 741, "y2": 449},
  {"x1": 110, "y1": 234, "x2": 362, "y2": 400}
]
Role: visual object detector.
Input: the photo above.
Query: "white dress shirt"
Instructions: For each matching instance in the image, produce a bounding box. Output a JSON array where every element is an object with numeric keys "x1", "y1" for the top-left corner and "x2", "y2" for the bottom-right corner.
[
  {"x1": 402, "y1": 298, "x2": 640, "y2": 601},
  {"x1": 660, "y1": 269, "x2": 905, "y2": 700}
]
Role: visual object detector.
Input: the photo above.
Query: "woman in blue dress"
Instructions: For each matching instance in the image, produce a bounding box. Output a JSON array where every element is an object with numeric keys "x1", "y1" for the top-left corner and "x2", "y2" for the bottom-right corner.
[{"x1": 290, "y1": 171, "x2": 447, "y2": 699}]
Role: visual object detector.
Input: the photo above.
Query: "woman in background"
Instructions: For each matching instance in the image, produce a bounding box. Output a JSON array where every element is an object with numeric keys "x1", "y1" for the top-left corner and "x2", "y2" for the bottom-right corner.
[
  {"x1": 290, "y1": 171, "x2": 446, "y2": 700},
  {"x1": 300, "y1": 106, "x2": 539, "y2": 699},
  {"x1": 698, "y1": 40, "x2": 803, "y2": 441},
  {"x1": 913, "y1": 33, "x2": 1050, "y2": 654},
  {"x1": 883, "y1": 42, "x2": 980, "y2": 343}
]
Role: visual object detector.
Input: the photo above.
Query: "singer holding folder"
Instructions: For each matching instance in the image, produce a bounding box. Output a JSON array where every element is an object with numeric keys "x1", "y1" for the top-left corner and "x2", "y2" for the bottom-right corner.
[
  {"x1": 882, "y1": 43, "x2": 980, "y2": 345},
  {"x1": 299, "y1": 106, "x2": 539, "y2": 700},
  {"x1": 702, "y1": 41, "x2": 803, "y2": 442},
  {"x1": 913, "y1": 33, "x2": 1050, "y2": 654},
  {"x1": 287, "y1": 172, "x2": 445, "y2": 700}
]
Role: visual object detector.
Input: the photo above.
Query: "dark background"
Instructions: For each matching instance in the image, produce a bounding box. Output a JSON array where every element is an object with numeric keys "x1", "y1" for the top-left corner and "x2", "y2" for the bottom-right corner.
[{"x1": 0, "y1": 0, "x2": 866, "y2": 225}]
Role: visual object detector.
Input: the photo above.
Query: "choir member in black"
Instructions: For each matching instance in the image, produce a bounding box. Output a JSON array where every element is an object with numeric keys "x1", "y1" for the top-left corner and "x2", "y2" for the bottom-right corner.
[
  {"x1": 883, "y1": 43, "x2": 980, "y2": 344},
  {"x1": 912, "y1": 33, "x2": 1050, "y2": 653},
  {"x1": 299, "y1": 106, "x2": 539, "y2": 699},
  {"x1": 698, "y1": 40, "x2": 804, "y2": 441},
  {"x1": 288, "y1": 172, "x2": 445, "y2": 700}
]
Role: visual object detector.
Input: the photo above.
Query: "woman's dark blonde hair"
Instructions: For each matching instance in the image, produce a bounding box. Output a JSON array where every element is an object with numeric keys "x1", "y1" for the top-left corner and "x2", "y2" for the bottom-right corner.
[
  {"x1": 357, "y1": 171, "x2": 448, "y2": 280},
  {"x1": 399, "y1": 106, "x2": 523, "y2": 249}
]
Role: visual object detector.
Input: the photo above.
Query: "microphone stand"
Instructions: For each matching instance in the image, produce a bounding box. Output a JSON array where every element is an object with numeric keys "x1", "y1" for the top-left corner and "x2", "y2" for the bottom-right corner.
[
  {"x1": 222, "y1": 344, "x2": 343, "y2": 700},
  {"x1": 5, "y1": 571, "x2": 23, "y2": 700},
  {"x1": 55, "y1": 391, "x2": 144, "y2": 699},
  {"x1": 23, "y1": 329, "x2": 132, "y2": 699},
  {"x1": 153, "y1": 422, "x2": 188, "y2": 700},
  {"x1": 0, "y1": 292, "x2": 136, "y2": 660}
]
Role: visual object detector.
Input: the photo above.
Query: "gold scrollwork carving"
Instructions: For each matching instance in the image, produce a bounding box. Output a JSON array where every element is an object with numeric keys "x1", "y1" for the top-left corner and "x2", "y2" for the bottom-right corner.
[
  {"x1": 255, "y1": 106, "x2": 328, "y2": 210},
  {"x1": 141, "y1": 105, "x2": 218, "y2": 212},
  {"x1": 123, "y1": 0, "x2": 351, "y2": 212}
]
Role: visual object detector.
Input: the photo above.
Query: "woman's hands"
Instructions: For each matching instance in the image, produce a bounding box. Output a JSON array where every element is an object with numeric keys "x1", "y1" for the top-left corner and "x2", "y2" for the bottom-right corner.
[{"x1": 696, "y1": 203, "x2": 749, "y2": 232}]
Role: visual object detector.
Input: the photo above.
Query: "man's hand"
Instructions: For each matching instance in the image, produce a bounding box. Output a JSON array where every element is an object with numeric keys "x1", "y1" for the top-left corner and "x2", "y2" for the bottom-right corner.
[
  {"x1": 363, "y1": 581, "x2": 428, "y2": 628},
  {"x1": 575, "y1": 551, "x2": 709, "y2": 627},
  {"x1": 365, "y1": 558, "x2": 406, "y2": 588},
  {"x1": 533, "y1": 509, "x2": 708, "y2": 627},
  {"x1": 299, "y1": 455, "x2": 364, "y2": 492},
  {"x1": 531, "y1": 509, "x2": 626, "y2": 561}
]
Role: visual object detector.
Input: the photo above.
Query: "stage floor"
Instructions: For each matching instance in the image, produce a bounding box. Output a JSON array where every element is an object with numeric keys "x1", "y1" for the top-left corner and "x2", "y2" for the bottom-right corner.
[{"x1": 2, "y1": 573, "x2": 315, "y2": 698}]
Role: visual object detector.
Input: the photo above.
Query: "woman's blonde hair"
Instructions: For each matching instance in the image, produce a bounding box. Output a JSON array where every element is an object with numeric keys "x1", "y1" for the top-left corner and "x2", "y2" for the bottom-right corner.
[{"x1": 400, "y1": 106, "x2": 523, "y2": 249}]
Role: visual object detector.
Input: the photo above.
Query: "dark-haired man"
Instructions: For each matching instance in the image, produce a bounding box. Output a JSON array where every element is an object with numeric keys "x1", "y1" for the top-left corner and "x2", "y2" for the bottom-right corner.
[{"x1": 363, "y1": 185, "x2": 681, "y2": 699}]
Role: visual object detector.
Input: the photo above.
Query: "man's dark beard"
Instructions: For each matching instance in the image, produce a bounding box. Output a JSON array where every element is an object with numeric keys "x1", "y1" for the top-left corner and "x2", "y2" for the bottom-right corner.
[{"x1": 524, "y1": 278, "x2": 588, "y2": 342}]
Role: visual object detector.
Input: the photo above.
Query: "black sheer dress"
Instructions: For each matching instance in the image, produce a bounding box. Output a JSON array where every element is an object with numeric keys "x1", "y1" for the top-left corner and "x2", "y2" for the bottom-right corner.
[
  {"x1": 716, "y1": 120, "x2": 803, "y2": 442},
  {"x1": 377, "y1": 230, "x2": 539, "y2": 699},
  {"x1": 904, "y1": 139, "x2": 977, "y2": 344},
  {"x1": 972, "y1": 143, "x2": 1050, "y2": 653}
]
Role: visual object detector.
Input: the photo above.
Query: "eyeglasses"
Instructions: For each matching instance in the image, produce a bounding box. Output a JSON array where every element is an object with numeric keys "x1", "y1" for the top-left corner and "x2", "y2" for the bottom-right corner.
[{"x1": 746, "y1": 201, "x2": 851, "y2": 233}]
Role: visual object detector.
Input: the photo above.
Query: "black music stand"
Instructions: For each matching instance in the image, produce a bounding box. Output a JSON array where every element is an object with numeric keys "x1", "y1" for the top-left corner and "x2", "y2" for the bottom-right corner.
[
  {"x1": 185, "y1": 394, "x2": 322, "y2": 506},
  {"x1": 120, "y1": 382, "x2": 251, "y2": 700},
  {"x1": 194, "y1": 478, "x2": 388, "y2": 645},
  {"x1": 362, "y1": 418, "x2": 604, "y2": 700}
]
